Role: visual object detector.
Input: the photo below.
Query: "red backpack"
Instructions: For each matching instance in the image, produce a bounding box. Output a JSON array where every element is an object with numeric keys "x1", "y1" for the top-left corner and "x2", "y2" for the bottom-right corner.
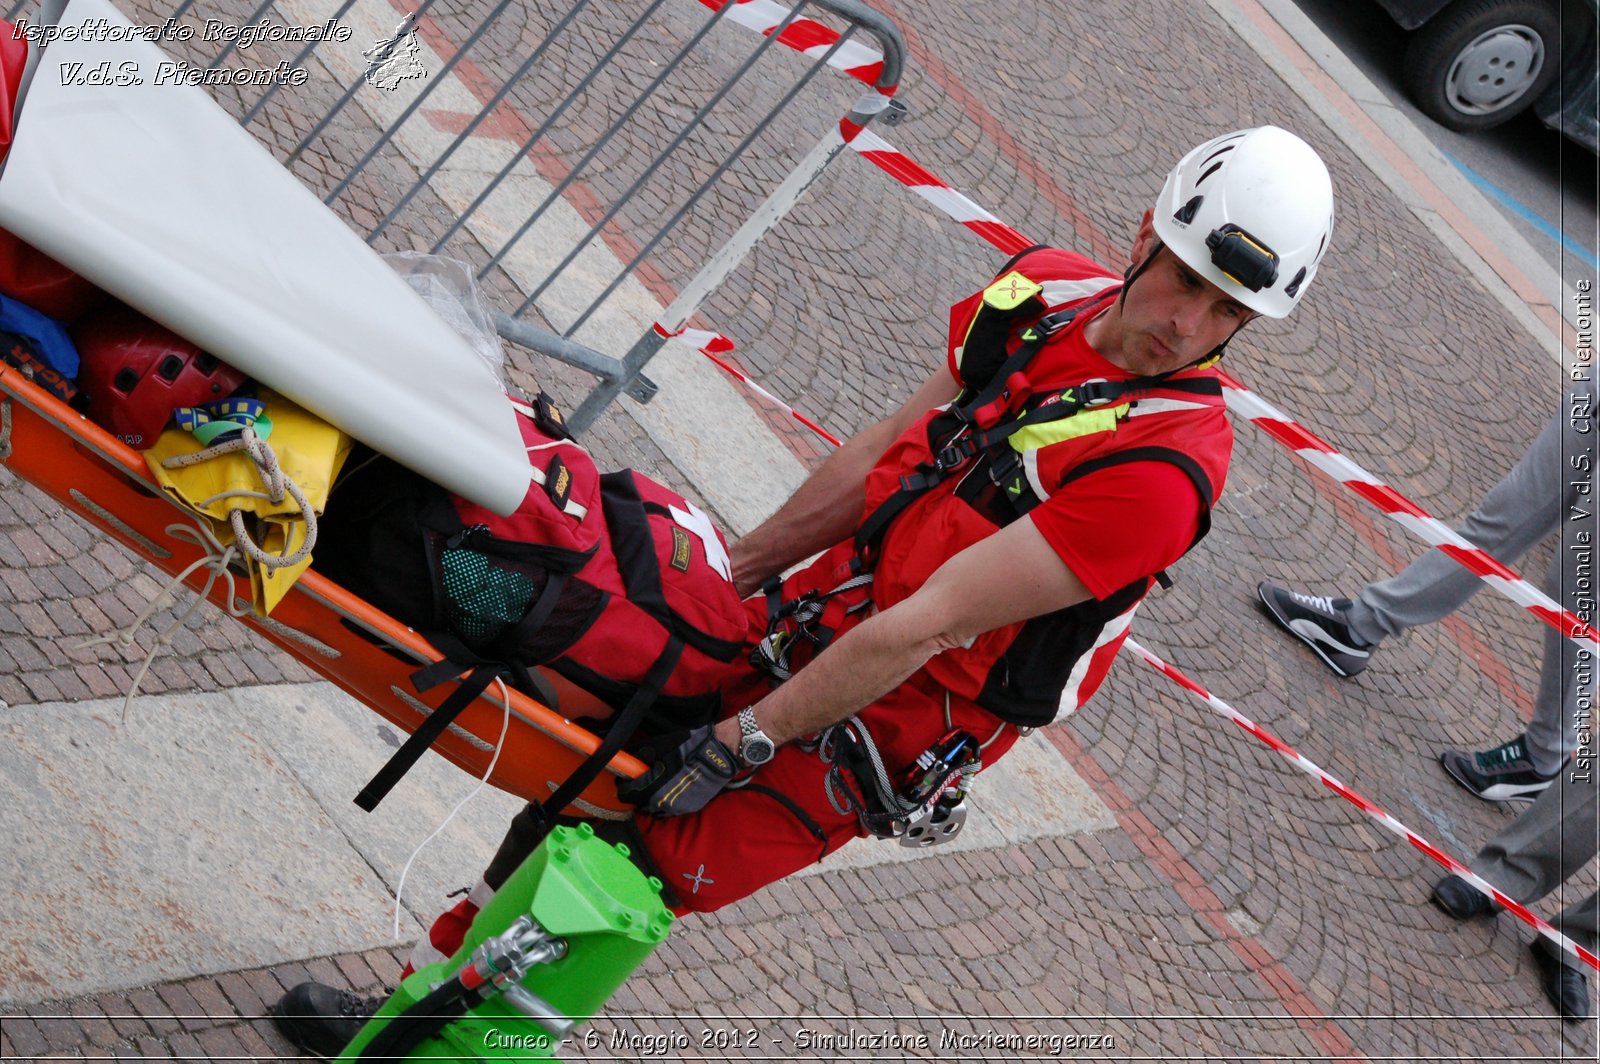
[{"x1": 338, "y1": 394, "x2": 750, "y2": 812}]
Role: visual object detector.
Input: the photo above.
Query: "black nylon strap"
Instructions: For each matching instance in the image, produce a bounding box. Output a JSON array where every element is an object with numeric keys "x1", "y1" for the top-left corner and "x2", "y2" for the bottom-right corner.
[
  {"x1": 496, "y1": 570, "x2": 570, "y2": 656},
  {"x1": 855, "y1": 289, "x2": 1124, "y2": 562},
  {"x1": 534, "y1": 635, "x2": 684, "y2": 833},
  {"x1": 599, "y1": 471, "x2": 669, "y2": 622},
  {"x1": 602, "y1": 474, "x2": 746, "y2": 661},
  {"x1": 359, "y1": 568, "x2": 575, "y2": 811},
  {"x1": 967, "y1": 375, "x2": 1223, "y2": 455},
  {"x1": 354, "y1": 661, "x2": 501, "y2": 811},
  {"x1": 407, "y1": 567, "x2": 571, "y2": 692}
]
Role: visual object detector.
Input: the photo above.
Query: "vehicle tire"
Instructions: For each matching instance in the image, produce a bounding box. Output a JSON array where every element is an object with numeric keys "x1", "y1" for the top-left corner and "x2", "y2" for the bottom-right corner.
[{"x1": 1402, "y1": 0, "x2": 1563, "y2": 131}]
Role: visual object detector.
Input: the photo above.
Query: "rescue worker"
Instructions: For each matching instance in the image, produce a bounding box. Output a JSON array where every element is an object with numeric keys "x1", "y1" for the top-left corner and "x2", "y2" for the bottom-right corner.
[{"x1": 273, "y1": 125, "x2": 1337, "y2": 1057}]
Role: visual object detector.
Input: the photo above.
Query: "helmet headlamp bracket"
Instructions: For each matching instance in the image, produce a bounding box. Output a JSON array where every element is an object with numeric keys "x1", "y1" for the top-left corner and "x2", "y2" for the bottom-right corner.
[{"x1": 1204, "y1": 224, "x2": 1279, "y2": 293}]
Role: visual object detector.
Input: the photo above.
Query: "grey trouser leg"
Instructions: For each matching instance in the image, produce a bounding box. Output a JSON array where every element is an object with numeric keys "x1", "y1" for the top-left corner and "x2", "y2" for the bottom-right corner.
[
  {"x1": 1469, "y1": 766, "x2": 1600, "y2": 960},
  {"x1": 1346, "y1": 409, "x2": 1593, "y2": 772}
]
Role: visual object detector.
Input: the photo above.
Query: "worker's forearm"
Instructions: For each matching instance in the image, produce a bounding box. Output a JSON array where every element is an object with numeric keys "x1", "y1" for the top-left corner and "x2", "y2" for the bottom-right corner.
[
  {"x1": 717, "y1": 514, "x2": 1092, "y2": 756},
  {"x1": 728, "y1": 422, "x2": 893, "y2": 595},
  {"x1": 714, "y1": 593, "x2": 950, "y2": 750}
]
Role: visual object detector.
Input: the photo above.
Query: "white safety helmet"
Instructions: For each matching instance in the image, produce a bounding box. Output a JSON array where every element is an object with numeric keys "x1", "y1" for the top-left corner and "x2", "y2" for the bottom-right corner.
[{"x1": 1152, "y1": 125, "x2": 1334, "y2": 318}]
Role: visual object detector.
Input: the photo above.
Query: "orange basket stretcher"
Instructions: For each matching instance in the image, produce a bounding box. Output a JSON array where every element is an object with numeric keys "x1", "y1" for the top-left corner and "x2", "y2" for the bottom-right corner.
[{"x1": 0, "y1": 363, "x2": 644, "y2": 814}]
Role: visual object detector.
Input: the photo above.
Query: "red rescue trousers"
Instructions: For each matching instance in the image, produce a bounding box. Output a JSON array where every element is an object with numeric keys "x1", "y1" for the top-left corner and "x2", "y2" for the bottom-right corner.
[{"x1": 407, "y1": 603, "x2": 1022, "y2": 972}]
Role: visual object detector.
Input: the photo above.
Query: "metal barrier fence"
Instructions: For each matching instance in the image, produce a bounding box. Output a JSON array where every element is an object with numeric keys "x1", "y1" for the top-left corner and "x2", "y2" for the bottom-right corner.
[{"x1": 4, "y1": 0, "x2": 905, "y2": 432}]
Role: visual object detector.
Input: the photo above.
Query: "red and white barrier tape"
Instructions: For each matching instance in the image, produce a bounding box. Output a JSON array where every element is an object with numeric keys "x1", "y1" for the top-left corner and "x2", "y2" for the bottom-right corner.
[
  {"x1": 697, "y1": 0, "x2": 884, "y2": 83},
  {"x1": 1217, "y1": 372, "x2": 1600, "y2": 655},
  {"x1": 1126, "y1": 637, "x2": 1600, "y2": 973},
  {"x1": 658, "y1": 325, "x2": 843, "y2": 446},
  {"x1": 849, "y1": 130, "x2": 1035, "y2": 255}
]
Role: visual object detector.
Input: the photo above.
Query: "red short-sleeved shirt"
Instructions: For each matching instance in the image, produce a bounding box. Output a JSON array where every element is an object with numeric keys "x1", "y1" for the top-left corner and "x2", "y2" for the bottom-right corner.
[{"x1": 941, "y1": 248, "x2": 1228, "y2": 600}]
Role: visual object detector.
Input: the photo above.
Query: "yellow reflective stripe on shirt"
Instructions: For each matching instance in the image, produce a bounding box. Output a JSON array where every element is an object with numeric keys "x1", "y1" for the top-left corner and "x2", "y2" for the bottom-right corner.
[{"x1": 1007, "y1": 403, "x2": 1129, "y2": 454}]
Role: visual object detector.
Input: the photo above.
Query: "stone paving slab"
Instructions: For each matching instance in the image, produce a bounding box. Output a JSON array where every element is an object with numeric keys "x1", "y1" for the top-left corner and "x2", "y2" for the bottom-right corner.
[{"x1": 0, "y1": 683, "x2": 524, "y2": 1007}]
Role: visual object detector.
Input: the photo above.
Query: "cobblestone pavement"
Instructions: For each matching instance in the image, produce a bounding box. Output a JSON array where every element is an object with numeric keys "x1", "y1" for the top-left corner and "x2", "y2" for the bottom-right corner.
[{"x1": 2, "y1": 0, "x2": 1598, "y2": 1060}]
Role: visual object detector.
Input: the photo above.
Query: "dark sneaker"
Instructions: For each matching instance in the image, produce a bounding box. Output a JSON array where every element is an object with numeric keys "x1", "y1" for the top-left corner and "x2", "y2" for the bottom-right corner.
[
  {"x1": 1533, "y1": 943, "x2": 1593, "y2": 1022},
  {"x1": 1439, "y1": 736, "x2": 1559, "y2": 802},
  {"x1": 271, "y1": 981, "x2": 384, "y2": 1059},
  {"x1": 1256, "y1": 581, "x2": 1374, "y2": 677},
  {"x1": 1429, "y1": 874, "x2": 1502, "y2": 920}
]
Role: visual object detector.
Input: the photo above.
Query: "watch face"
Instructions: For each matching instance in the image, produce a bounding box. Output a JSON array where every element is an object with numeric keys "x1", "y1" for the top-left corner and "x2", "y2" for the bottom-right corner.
[{"x1": 742, "y1": 736, "x2": 775, "y2": 766}]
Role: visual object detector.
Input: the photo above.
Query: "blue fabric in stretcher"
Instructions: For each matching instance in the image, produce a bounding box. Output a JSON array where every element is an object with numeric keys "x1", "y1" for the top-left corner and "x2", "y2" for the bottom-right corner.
[{"x1": 0, "y1": 294, "x2": 78, "y2": 377}]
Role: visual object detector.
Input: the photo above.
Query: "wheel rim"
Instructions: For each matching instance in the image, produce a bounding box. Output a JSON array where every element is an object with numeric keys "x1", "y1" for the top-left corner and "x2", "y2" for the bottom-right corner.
[{"x1": 1443, "y1": 24, "x2": 1546, "y2": 115}]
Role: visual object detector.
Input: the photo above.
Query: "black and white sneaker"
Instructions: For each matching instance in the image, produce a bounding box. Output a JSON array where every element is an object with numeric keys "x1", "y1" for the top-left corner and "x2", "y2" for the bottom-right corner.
[
  {"x1": 1255, "y1": 581, "x2": 1375, "y2": 677},
  {"x1": 271, "y1": 982, "x2": 384, "y2": 1059},
  {"x1": 1439, "y1": 736, "x2": 1560, "y2": 802}
]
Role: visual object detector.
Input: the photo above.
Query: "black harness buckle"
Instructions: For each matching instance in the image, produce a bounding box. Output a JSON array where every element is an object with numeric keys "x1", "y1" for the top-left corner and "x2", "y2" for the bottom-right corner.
[{"x1": 933, "y1": 442, "x2": 969, "y2": 472}]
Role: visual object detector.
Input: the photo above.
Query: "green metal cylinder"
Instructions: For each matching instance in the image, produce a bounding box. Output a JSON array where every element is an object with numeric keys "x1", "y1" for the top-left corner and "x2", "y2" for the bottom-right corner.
[{"x1": 338, "y1": 823, "x2": 673, "y2": 1062}]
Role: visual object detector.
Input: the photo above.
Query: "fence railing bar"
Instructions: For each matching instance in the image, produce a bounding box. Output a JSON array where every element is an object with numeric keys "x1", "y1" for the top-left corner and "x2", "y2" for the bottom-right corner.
[
  {"x1": 465, "y1": 0, "x2": 760, "y2": 282},
  {"x1": 204, "y1": 0, "x2": 277, "y2": 71},
  {"x1": 566, "y1": 129, "x2": 845, "y2": 432},
  {"x1": 324, "y1": 0, "x2": 527, "y2": 207},
  {"x1": 239, "y1": 0, "x2": 361, "y2": 127},
  {"x1": 556, "y1": 26, "x2": 855, "y2": 336},
  {"x1": 501, "y1": 0, "x2": 814, "y2": 313},
  {"x1": 366, "y1": 0, "x2": 597, "y2": 244},
  {"x1": 427, "y1": 0, "x2": 686, "y2": 258},
  {"x1": 285, "y1": 0, "x2": 444, "y2": 167}
]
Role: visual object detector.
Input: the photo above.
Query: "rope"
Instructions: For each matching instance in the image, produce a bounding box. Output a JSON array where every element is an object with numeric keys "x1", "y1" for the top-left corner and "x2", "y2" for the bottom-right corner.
[
  {"x1": 160, "y1": 426, "x2": 319, "y2": 570},
  {"x1": 391, "y1": 676, "x2": 513, "y2": 941},
  {"x1": 77, "y1": 521, "x2": 251, "y2": 723}
]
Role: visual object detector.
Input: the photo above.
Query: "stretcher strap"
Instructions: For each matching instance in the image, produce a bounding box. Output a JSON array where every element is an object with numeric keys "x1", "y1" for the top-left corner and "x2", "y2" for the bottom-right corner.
[
  {"x1": 355, "y1": 573, "x2": 572, "y2": 811},
  {"x1": 355, "y1": 662, "x2": 502, "y2": 812},
  {"x1": 532, "y1": 635, "x2": 684, "y2": 841}
]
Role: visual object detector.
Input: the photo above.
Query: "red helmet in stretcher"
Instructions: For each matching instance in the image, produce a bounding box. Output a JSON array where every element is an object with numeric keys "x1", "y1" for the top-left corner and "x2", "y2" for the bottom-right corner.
[
  {"x1": 1152, "y1": 125, "x2": 1335, "y2": 318},
  {"x1": 73, "y1": 305, "x2": 246, "y2": 450}
]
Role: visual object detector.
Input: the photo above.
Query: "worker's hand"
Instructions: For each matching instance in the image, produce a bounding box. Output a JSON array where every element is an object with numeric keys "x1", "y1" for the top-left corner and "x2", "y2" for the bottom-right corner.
[{"x1": 617, "y1": 725, "x2": 739, "y2": 816}]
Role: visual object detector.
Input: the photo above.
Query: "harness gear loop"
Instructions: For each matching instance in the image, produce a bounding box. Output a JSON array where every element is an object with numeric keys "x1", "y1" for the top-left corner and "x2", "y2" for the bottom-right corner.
[
  {"x1": 818, "y1": 716, "x2": 981, "y2": 844},
  {"x1": 750, "y1": 573, "x2": 872, "y2": 681}
]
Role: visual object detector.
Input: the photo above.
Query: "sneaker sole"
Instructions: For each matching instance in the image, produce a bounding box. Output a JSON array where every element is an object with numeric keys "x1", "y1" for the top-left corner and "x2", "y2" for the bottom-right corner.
[
  {"x1": 1439, "y1": 754, "x2": 1555, "y2": 803},
  {"x1": 1255, "y1": 584, "x2": 1366, "y2": 678}
]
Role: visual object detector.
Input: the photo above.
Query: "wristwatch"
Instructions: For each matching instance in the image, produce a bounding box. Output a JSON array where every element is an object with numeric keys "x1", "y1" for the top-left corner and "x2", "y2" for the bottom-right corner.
[{"x1": 736, "y1": 707, "x2": 776, "y2": 767}]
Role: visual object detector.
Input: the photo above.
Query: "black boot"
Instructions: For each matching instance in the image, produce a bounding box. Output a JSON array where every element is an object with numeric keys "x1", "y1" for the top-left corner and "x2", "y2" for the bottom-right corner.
[{"x1": 271, "y1": 981, "x2": 385, "y2": 1058}]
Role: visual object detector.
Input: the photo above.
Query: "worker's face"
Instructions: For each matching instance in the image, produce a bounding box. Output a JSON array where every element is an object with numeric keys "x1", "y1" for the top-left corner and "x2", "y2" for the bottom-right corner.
[{"x1": 1113, "y1": 212, "x2": 1255, "y2": 376}]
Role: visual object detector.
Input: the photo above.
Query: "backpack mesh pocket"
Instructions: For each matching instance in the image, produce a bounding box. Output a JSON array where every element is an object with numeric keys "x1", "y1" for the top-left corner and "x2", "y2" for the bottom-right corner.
[
  {"x1": 441, "y1": 547, "x2": 537, "y2": 644},
  {"x1": 438, "y1": 546, "x2": 605, "y2": 662}
]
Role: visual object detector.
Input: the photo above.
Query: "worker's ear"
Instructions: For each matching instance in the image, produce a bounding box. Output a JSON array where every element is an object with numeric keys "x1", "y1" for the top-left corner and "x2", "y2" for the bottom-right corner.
[{"x1": 1130, "y1": 209, "x2": 1157, "y2": 268}]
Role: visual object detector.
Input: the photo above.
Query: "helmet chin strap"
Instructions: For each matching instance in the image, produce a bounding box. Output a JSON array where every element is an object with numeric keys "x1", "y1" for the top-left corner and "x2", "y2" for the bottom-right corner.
[{"x1": 1118, "y1": 238, "x2": 1250, "y2": 372}]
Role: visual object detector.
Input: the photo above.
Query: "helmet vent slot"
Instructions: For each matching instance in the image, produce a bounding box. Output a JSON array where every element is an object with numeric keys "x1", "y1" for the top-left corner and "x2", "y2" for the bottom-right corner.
[
  {"x1": 1284, "y1": 267, "x2": 1307, "y2": 299},
  {"x1": 112, "y1": 368, "x2": 138, "y2": 394},
  {"x1": 1198, "y1": 140, "x2": 1239, "y2": 169},
  {"x1": 157, "y1": 354, "x2": 185, "y2": 382},
  {"x1": 1194, "y1": 161, "x2": 1224, "y2": 187},
  {"x1": 195, "y1": 352, "x2": 220, "y2": 375},
  {"x1": 1174, "y1": 195, "x2": 1204, "y2": 224}
]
